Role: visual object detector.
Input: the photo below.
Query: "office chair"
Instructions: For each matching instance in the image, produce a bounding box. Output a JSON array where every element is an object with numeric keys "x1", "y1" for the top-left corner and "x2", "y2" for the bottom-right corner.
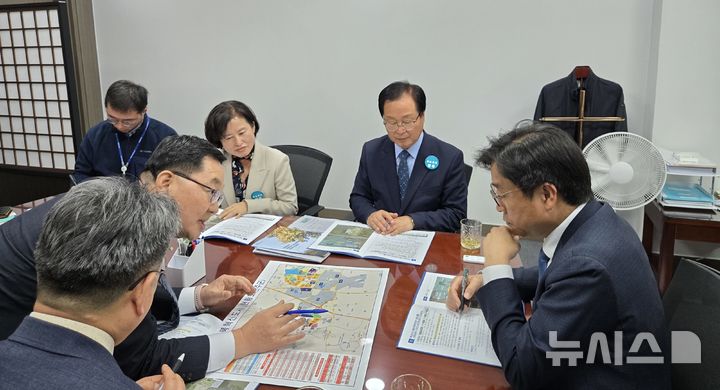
[
  {"x1": 663, "y1": 259, "x2": 720, "y2": 389},
  {"x1": 272, "y1": 145, "x2": 333, "y2": 216},
  {"x1": 464, "y1": 163, "x2": 473, "y2": 186}
]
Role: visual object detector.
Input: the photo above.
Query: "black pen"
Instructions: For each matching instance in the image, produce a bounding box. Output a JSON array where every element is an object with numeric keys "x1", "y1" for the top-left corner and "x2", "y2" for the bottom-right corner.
[
  {"x1": 158, "y1": 353, "x2": 184, "y2": 390},
  {"x1": 459, "y1": 268, "x2": 469, "y2": 314}
]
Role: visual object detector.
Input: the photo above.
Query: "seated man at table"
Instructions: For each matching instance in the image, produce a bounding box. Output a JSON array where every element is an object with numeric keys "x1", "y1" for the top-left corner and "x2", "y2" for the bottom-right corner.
[
  {"x1": 447, "y1": 122, "x2": 670, "y2": 389},
  {"x1": 0, "y1": 177, "x2": 185, "y2": 389},
  {"x1": 0, "y1": 135, "x2": 305, "y2": 381},
  {"x1": 72, "y1": 80, "x2": 177, "y2": 182},
  {"x1": 349, "y1": 81, "x2": 467, "y2": 234}
]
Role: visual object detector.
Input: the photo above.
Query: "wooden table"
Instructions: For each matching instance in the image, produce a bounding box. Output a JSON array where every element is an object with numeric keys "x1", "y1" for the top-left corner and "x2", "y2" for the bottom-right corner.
[
  {"x1": 203, "y1": 218, "x2": 510, "y2": 390},
  {"x1": 642, "y1": 200, "x2": 720, "y2": 294}
]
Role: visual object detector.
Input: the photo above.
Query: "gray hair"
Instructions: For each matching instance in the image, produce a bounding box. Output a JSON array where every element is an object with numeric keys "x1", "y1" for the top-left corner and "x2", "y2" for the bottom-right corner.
[{"x1": 35, "y1": 177, "x2": 180, "y2": 312}]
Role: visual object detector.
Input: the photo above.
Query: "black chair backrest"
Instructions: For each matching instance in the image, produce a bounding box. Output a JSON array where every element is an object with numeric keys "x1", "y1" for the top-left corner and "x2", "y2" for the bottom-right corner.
[
  {"x1": 464, "y1": 163, "x2": 473, "y2": 187},
  {"x1": 272, "y1": 145, "x2": 332, "y2": 215},
  {"x1": 663, "y1": 259, "x2": 720, "y2": 389}
]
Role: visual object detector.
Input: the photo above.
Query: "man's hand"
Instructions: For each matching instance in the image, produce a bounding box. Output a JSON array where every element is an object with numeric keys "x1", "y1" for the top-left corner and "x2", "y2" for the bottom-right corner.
[
  {"x1": 483, "y1": 226, "x2": 521, "y2": 267},
  {"x1": 232, "y1": 301, "x2": 306, "y2": 359},
  {"x1": 200, "y1": 274, "x2": 255, "y2": 310},
  {"x1": 367, "y1": 210, "x2": 398, "y2": 234},
  {"x1": 220, "y1": 200, "x2": 248, "y2": 220},
  {"x1": 136, "y1": 364, "x2": 185, "y2": 390},
  {"x1": 386, "y1": 215, "x2": 414, "y2": 236},
  {"x1": 446, "y1": 273, "x2": 484, "y2": 312}
]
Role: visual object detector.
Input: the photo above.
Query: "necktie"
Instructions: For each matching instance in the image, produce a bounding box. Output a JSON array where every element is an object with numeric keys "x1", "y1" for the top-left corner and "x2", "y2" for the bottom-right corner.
[
  {"x1": 398, "y1": 150, "x2": 410, "y2": 200},
  {"x1": 538, "y1": 249, "x2": 550, "y2": 282},
  {"x1": 156, "y1": 271, "x2": 180, "y2": 334}
]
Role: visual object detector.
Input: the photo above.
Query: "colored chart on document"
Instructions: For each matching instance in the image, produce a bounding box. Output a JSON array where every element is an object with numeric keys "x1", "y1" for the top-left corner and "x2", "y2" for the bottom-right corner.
[{"x1": 210, "y1": 261, "x2": 389, "y2": 390}]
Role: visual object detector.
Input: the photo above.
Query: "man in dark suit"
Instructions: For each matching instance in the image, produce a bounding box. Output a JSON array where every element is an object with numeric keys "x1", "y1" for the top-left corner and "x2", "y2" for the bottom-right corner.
[
  {"x1": 0, "y1": 177, "x2": 185, "y2": 389},
  {"x1": 350, "y1": 81, "x2": 467, "y2": 234},
  {"x1": 447, "y1": 122, "x2": 670, "y2": 389},
  {"x1": 0, "y1": 136, "x2": 304, "y2": 382}
]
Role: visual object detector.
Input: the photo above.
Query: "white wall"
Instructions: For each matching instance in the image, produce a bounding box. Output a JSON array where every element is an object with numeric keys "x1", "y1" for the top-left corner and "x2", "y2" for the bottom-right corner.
[
  {"x1": 650, "y1": 0, "x2": 720, "y2": 259},
  {"x1": 92, "y1": 0, "x2": 657, "y2": 227}
]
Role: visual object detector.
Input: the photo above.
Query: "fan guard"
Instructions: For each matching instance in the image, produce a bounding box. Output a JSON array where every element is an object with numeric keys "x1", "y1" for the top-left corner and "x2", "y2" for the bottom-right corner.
[{"x1": 582, "y1": 132, "x2": 666, "y2": 210}]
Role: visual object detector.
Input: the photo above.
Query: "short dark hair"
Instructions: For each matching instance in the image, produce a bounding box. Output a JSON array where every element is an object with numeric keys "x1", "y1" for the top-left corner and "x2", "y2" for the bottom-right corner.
[
  {"x1": 104, "y1": 80, "x2": 148, "y2": 113},
  {"x1": 143, "y1": 135, "x2": 225, "y2": 177},
  {"x1": 204, "y1": 100, "x2": 260, "y2": 148},
  {"x1": 378, "y1": 81, "x2": 426, "y2": 117},
  {"x1": 476, "y1": 121, "x2": 593, "y2": 206},
  {"x1": 35, "y1": 177, "x2": 179, "y2": 311}
]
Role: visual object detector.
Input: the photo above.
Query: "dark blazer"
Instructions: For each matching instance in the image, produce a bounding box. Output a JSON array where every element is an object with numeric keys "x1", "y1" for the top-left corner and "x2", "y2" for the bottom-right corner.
[
  {"x1": 476, "y1": 201, "x2": 671, "y2": 390},
  {"x1": 0, "y1": 316, "x2": 140, "y2": 389},
  {"x1": 349, "y1": 132, "x2": 467, "y2": 232},
  {"x1": 0, "y1": 196, "x2": 210, "y2": 381},
  {"x1": 534, "y1": 70, "x2": 627, "y2": 148}
]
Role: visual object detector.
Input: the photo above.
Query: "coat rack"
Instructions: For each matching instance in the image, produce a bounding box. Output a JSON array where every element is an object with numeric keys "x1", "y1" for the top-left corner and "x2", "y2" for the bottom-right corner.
[{"x1": 539, "y1": 66, "x2": 625, "y2": 147}]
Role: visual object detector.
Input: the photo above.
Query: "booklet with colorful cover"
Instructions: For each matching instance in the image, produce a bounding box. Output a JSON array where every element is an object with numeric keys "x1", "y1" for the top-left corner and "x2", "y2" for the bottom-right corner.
[
  {"x1": 252, "y1": 215, "x2": 334, "y2": 263},
  {"x1": 309, "y1": 221, "x2": 434, "y2": 266}
]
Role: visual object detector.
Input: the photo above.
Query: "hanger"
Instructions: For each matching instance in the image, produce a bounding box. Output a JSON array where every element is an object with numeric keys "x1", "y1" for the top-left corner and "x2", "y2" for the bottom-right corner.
[{"x1": 573, "y1": 66, "x2": 591, "y2": 80}]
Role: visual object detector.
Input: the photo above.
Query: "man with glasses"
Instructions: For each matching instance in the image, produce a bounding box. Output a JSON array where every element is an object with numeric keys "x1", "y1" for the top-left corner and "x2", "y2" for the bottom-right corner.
[
  {"x1": 350, "y1": 81, "x2": 467, "y2": 234},
  {"x1": 72, "y1": 80, "x2": 177, "y2": 183},
  {"x1": 0, "y1": 177, "x2": 186, "y2": 389},
  {"x1": 0, "y1": 135, "x2": 305, "y2": 383},
  {"x1": 446, "y1": 122, "x2": 669, "y2": 389}
]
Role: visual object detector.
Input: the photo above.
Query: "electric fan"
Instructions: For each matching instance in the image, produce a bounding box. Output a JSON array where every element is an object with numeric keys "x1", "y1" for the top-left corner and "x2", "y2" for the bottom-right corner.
[{"x1": 582, "y1": 132, "x2": 667, "y2": 236}]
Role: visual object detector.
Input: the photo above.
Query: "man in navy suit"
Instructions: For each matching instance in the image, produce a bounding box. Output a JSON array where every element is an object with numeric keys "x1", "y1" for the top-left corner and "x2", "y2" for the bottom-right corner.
[
  {"x1": 0, "y1": 136, "x2": 305, "y2": 382},
  {"x1": 447, "y1": 122, "x2": 670, "y2": 389},
  {"x1": 0, "y1": 178, "x2": 186, "y2": 389},
  {"x1": 350, "y1": 81, "x2": 467, "y2": 234}
]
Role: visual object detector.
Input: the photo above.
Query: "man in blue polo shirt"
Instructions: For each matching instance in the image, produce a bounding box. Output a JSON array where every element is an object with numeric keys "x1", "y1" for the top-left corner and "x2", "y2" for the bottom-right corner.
[{"x1": 72, "y1": 80, "x2": 177, "y2": 182}]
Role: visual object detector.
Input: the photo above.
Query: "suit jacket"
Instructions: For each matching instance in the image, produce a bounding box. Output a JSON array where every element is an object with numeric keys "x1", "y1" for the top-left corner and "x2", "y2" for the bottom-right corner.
[
  {"x1": 0, "y1": 196, "x2": 210, "y2": 381},
  {"x1": 349, "y1": 132, "x2": 467, "y2": 232},
  {"x1": 476, "y1": 201, "x2": 671, "y2": 390},
  {"x1": 534, "y1": 70, "x2": 627, "y2": 148},
  {"x1": 222, "y1": 142, "x2": 298, "y2": 216},
  {"x1": 0, "y1": 316, "x2": 140, "y2": 389}
]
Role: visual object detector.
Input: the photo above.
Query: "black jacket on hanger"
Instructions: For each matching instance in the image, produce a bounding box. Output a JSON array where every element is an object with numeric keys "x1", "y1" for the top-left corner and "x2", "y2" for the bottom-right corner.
[{"x1": 534, "y1": 69, "x2": 627, "y2": 148}]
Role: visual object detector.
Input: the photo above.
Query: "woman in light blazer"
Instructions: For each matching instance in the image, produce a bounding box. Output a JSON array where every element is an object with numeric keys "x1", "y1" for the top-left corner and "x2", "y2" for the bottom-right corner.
[{"x1": 204, "y1": 100, "x2": 298, "y2": 218}]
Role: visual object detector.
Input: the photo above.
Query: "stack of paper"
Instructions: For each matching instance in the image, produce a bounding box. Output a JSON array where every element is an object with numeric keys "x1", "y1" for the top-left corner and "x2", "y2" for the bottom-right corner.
[
  {"x1": 660, "y1": 183, "x2": 716, "y2": 210},
  {"x1": 658, "y1": 148, "x2": 717, "y2": 176}
]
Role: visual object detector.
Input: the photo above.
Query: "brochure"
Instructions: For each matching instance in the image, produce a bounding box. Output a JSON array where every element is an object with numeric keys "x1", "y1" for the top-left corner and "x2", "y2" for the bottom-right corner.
[
  {"x1": 309, "y1": 221, "x2": 434, "y2": 266},
  {"x1": 251, "y1": 216, "x2": 334, "y2": 263},
  {"x1": 397, "y1": 272, "x2": 501, "y2": 367},
  {"x1": 200, "y1": 214, "x2": 282, "y2": 245}
]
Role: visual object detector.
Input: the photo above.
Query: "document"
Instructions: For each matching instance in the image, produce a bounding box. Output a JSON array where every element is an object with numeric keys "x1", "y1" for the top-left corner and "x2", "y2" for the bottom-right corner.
[
  {"x1": 187, "y1": 377, "x2": 257, "y2": 390},
  {"x1": 211, "y1": 261, "x2": 389, "y2": 390},
  {"x1": 200, "y1": 214, "x2": 282, "y2": 245},
  {"x1": 251, "y1": 216, "x2": 334, "y2": 263},
  {"x1": 158, "y1": 313, "x2": 223, "y2": 340},
  {"x1": 397, "y1": 272, "x2": 501, "y2": 367},
  {"x1": 309, "y1": 221, "x2": 435, "y2": 265}
]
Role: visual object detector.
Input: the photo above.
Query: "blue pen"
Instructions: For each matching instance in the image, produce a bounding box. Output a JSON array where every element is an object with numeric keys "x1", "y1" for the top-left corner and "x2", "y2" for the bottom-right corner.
[{"x1": 286, "y1": 309, "x2": 328, "y2": 315}]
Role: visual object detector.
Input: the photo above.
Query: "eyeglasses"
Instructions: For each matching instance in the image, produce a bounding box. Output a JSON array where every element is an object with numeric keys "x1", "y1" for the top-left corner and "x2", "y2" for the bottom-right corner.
[
  {"x1": 490, "y1": 186, "x2": 521, "y2": 206},
  {"x1": 383, "y1": 114, "x2": 421, "y2": 131},
  {"x1": 106, "y1": 116, "x2": 142, "y2": 128},
  {"x1": 171, "y1": 170, "x2": 224, "y2": 205},
  {"x1": 128, "y1": 268, "x2": 164, "y2": 291}
]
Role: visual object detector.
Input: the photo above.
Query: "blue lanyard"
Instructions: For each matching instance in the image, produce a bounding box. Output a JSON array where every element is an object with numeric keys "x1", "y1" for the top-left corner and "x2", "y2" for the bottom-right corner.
[{"x1": 115, "y1": 115, "x2": 151, "y2": 176}]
